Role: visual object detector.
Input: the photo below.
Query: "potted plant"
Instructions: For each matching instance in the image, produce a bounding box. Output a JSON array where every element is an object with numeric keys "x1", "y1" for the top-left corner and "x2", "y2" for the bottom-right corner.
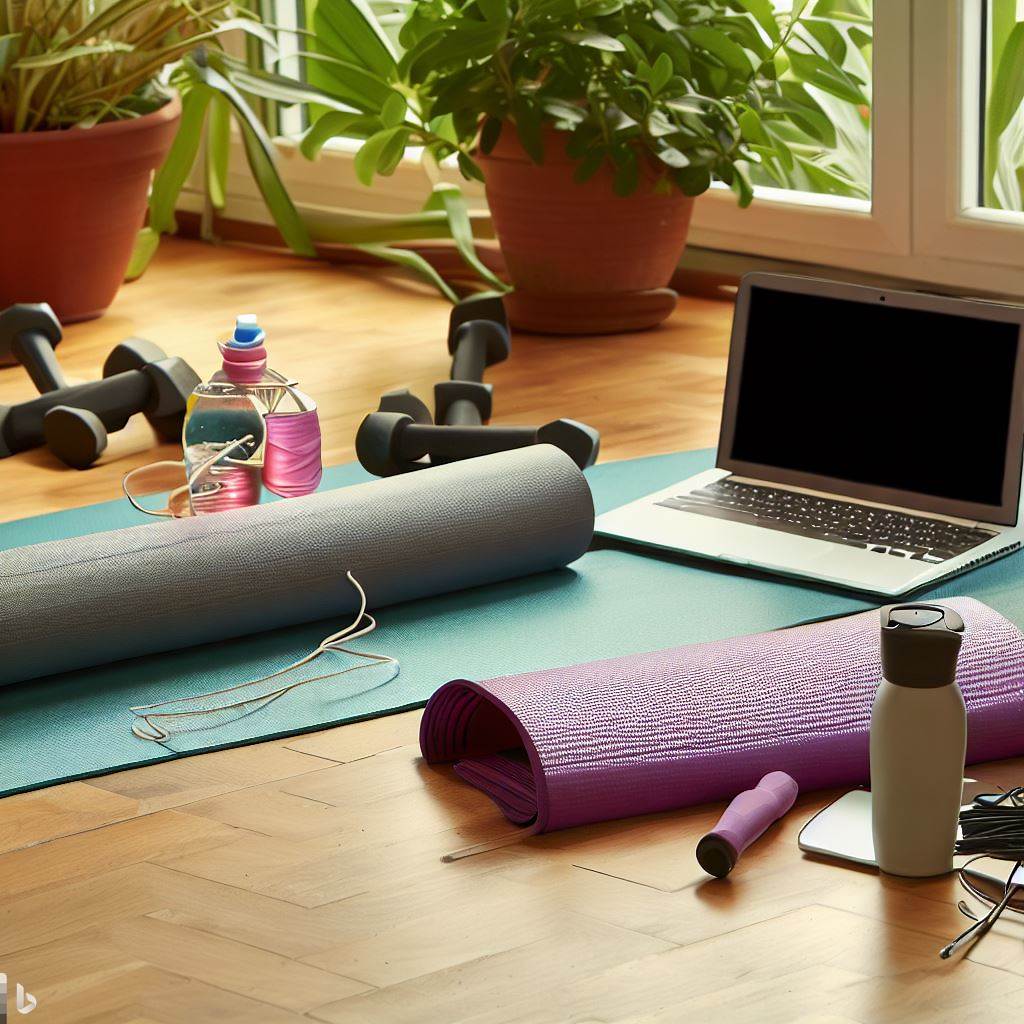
[
  {"x1": 0, "y1": 0, "x2": 309, "y2": 322},
  {"x1": 301, "y1": 0, "x2": 871, "y2": 333}
]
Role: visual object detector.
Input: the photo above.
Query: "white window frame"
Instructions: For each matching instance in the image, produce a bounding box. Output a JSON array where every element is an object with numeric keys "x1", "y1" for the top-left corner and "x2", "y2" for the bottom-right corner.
[
  {"x1": 913, "y1": 0, "x2": 1024, "y2": 276},
  {"x1": 193, "y1": 0, "x2": 1024, "y2": 297}
]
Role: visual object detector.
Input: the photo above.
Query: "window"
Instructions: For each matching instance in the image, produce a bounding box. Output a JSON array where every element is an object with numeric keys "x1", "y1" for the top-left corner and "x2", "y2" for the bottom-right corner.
[
  {"x1": 976, "y1": 0, "x2": 1024, "y2": 215},
  {"x1": 204, "y1": 1, "x2": 1024, "y2": 297},
  {"x1": 915, "y1": 0, "x2": 1024, "y2": 292}
]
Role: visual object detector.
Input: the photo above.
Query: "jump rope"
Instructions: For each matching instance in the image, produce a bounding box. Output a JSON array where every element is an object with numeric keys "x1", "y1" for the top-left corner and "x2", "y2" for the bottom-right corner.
[
  {"x1": 129, "y1": 571, "x2": 397, "y2": 742},
  {"x1": 939, "y1": 787, "x2": 1024, "y2": 959}
]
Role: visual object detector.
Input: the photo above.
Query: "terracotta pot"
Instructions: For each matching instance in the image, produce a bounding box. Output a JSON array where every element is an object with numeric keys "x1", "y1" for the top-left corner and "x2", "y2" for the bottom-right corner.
[
  {"x1": 477, "y1": 124, "x2": 694, "y2": 335},
  {"x1": 0, "y1": 94, "x2": 181, "y2": 323}
]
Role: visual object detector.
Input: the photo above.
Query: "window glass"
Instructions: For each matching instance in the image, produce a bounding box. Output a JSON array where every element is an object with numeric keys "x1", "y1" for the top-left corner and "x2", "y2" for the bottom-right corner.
[
  {"x1": 980, "y1": 0, "x2": 1024, "y2": 212},
  {"x1": 744, "y1": 0, "x2": 872, "y2": 201}
]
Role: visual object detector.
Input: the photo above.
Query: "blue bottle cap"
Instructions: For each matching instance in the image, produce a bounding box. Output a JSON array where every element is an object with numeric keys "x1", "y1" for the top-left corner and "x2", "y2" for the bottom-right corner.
[{"x1": 228, "y1": 313, "x2": 265, "y2": 349}]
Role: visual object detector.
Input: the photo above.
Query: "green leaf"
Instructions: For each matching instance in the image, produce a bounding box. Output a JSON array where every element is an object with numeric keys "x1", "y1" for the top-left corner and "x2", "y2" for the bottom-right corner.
[
  {"x1": 513, "y1": 99, "x2": 544, "y2": 163},
  {"x1": 688, "y1": 26, "x2": 753, "y2": 76},
  {"x1": 125, "y1": 227, "x2": 161, "y2": 281},
  {"x1": 312, "y1": 0, "x2": 398, "y2": 79},
  {"x1": 216, "y1": 53, "x2": 360, "y2": 115},
  {"x1": 381, "y1": 90, "x2": 407, "y2": 127},
  {"x1": 797, "y1": 18, "x2": 847, "y2": 65},
  {"x1": 148, "y1": 84, "x2": 213, "y2": 235},
  {"x1": 729, "y1": 161, "x2": 754, "y2": 206},
  {"x1": 354, "y1": 126, "x2": 407, "y2": 185},
  {"x1": 190, "y1": 59, "x2": 315, "y2": 257},
  {"x1": 13, "y1": 40, "x2": 133, "y2": 69},
  {"x1": 649, "y1": 52, "x2": 673, "y2": 95},
  {"x1": 401, "y1": 18, "x2": 508, "y2": 82},
  {"x1": 295, "y1": 50, "x2": 400, "y2": 112},
  {"x1": 423, "y1": 183, "x2": 507, "y2": 291},
  {"x1": 457, "y1": 151, "x2": 486, "y2": 182},
  {"x1": 738, "y1": 107, "x2": 769, "y2": 145},
  {"x1": 785, "y1": 48, "x2": 868, "y2": 105},
  {"x1": 573, "y1": 148, "x2": 605, "y2": 183},
  {"x1": 557, "y1": 30, "x2": 626, "y2": 52},
  {"x1": 0, "y1": 34, "x2": 19, "y2": 73},
  {"x1": 301, "y1": 111, "x2": 381, "y2": 158},
  {"x1": 611, "y1": 147, "x2": 639, "y2": 196},
  {"x1": 206, "y1": 92, "x2": 231, "y2": 211},
  {"x1": 672, "y1": 165, "x2": 712, "y2": 196},
  {"x1": 809, "y1": 0, "x2": 871, "y2": 24},
  {"x1": 480, "y1": 117, "x2": 503, "y2": 154},
  {"x1": 356, "y1": 244, "x2": 459, "y2": 303},
  {"x1": 733, "y1": 0, "x2": 781, "y2": 43}
]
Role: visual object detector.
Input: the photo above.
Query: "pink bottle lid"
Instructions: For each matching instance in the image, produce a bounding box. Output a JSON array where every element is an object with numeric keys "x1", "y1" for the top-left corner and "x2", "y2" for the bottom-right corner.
[{"x1": 221, "y1": 313, "x2": 268, "y2": 384}]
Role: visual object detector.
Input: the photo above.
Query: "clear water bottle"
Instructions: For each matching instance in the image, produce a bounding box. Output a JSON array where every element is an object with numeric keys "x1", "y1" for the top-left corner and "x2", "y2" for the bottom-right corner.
[{"x1": 182, "y1": 315, "x2": 271, "y2": 515}]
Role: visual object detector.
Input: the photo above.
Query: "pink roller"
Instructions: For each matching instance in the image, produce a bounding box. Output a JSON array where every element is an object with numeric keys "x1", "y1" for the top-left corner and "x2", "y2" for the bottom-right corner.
[
  {"x1": 420, "y1": 597, "x2": 1024, "y2": 834},
  {"x1": 696, "y1": 771, "x2": 799, "y2": 877}
]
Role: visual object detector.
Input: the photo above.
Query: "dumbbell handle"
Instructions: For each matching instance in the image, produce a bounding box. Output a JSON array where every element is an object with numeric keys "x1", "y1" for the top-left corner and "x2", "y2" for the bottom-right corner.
[
  {"x1": 443, "y1": 398, "x2": 483, "y2": 428},
  {"x1": 1, "y1": 370, "x2": 151, "y2": 454},
  {"x1": 400, "y1": 422, "x2": 537, "y2": 462},
  {"x1": 450, "y1": 321, "x2": 507, "y2": 383},
  {"x1": 13, "y1": 328, "x2": 66, "y2": 392}
]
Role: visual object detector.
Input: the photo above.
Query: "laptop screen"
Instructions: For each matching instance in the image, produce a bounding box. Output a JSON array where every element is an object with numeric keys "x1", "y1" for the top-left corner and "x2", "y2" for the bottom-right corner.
[{"x1": 728, "y1": 285, "x2": 1021, "y2": 511}]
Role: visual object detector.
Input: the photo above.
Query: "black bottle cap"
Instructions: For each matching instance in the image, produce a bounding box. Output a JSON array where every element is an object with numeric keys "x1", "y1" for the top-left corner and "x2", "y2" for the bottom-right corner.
[{"x1": 879, "y1": 603, "x2": 964, "y2": 688}]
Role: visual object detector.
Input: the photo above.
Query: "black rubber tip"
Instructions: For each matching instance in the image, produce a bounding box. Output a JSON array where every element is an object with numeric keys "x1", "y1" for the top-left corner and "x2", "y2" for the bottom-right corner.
[{"x1": 696, "y1": 834, "x2": 738, "y2": 878}]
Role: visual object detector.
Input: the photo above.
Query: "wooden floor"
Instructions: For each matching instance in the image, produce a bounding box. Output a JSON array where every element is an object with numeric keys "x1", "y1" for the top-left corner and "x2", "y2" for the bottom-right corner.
[{"x1": 3, "y1": 239, "x2": 1024, "y2": 1023}]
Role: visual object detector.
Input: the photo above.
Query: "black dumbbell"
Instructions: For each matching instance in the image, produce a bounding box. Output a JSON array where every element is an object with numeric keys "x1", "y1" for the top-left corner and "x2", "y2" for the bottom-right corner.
[
  {"x1": 102, "y1": 337, "x2": 198, "y2": 443},
  {"x1": 0, "y1": 303, "x2": 67, "y2": 392},
  {"x1": 356, "y1": 411, "x2": 600, "y2": 477},
  {"x1": 0, "y1": 328, "x2": 200, "y2": 467},
  {"x1": 434, "y1": 295, "x2": 510, "y2": 427}
]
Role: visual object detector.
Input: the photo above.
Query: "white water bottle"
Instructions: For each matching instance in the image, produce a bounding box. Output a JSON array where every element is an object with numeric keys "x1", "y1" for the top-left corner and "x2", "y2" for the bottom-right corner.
[{"x1": 870, "y1": 604, "x2": 966, "y2": 877}]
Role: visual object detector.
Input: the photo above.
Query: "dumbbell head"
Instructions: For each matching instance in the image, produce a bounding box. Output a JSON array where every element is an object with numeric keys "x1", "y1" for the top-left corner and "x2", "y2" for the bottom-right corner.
[
  {"x1": 102, "y1": 337, "x2": 168, "y2": 378},
  {"x1": 0, "y1": 303, "x2": 62, "y2": 367},
  {"x1": 377, "y1": 388, "x2": 433, "y2": 425},
  {"x1": 103, "y1": 338, "x2": 200, "y2": 443},
  {"x1": 43, "y1": 406, "x2": 108, "y2": 469},
  {"x1": 447, "y1": 296, "x2": 511, "y2": 365},
  {"x1": 355, "y1": 411, "x2": 419, "y2": 477},
  {"x1": 536, "y1": 419, "x2": 601, "y2": 470}
]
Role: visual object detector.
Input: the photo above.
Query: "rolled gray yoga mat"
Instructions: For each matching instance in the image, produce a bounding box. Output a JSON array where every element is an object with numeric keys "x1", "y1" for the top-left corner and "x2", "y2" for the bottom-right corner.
[{"x1": 0, "y1": 445, "x2": 595, "y2": 686}]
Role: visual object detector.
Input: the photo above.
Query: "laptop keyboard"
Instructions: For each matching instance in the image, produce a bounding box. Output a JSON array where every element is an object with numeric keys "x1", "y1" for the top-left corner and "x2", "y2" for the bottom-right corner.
[{"x1": 657, "y1": 478, "x2": 998, "y2": 563}]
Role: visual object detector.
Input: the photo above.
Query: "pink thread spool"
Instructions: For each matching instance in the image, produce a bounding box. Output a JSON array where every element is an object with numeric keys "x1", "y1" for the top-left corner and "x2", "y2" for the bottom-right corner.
[
  {"x1": 263, "y1": 408, "x2": 323, "y2": 498},
  {"x1": 190, "y1": 464, "x2": 263, "y2": 514}
]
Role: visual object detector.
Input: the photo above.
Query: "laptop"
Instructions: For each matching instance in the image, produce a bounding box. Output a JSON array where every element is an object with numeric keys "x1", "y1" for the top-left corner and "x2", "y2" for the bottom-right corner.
[{"x1": 596, "y1": 273, "x2": 1024, "y2": 597}]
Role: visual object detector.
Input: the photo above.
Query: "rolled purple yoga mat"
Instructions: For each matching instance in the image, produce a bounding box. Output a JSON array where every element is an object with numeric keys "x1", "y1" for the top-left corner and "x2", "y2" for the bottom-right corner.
[{"x1": 420, "y1": 597, "x2": 1024, "y2": 833}]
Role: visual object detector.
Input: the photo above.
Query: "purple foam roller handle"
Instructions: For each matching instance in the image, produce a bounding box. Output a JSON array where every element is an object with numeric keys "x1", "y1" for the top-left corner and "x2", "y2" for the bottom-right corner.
[{"x1": 696, "y1": 771, "x2": 799, "y2": 877}]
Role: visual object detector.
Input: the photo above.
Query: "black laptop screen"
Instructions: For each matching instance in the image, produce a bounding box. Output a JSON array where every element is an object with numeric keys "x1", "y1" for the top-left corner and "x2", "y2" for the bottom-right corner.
[{"x1": 729, "y1": 286, "x2": 1021, "y2": 507}]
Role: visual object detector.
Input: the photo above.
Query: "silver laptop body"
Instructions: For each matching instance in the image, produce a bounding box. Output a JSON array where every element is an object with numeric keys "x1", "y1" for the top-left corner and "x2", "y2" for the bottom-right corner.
[{"x1": 596, "y1": 273, "x2": 1024, "y2": 597}]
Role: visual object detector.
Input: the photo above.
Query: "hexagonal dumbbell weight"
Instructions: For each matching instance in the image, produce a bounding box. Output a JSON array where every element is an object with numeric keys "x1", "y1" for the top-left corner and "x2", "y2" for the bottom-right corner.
[
  {"x1": 0, "y1": 329, "x2": 200, "y2": 468},
  {"x1": 355, "y1": 411, "x2": 600, "y2": 477},
  {"x1": 0, "y1": 302, "x2": 66, "y2": 392}
]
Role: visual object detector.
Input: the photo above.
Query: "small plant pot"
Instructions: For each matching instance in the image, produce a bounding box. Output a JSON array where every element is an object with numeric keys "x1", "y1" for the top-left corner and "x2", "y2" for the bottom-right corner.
[
  {"x1": 0, "y1": 94, "x2": 181, "y2": 323},
  {"x1": 477, "y1": 125, "x2": 694, "y2": 335}
]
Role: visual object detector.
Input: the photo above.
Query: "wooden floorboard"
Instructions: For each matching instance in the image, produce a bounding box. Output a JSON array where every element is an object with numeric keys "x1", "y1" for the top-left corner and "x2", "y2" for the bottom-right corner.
[{"x1": 2, "y1": 239, "x2": 1021, "y2": 1022}]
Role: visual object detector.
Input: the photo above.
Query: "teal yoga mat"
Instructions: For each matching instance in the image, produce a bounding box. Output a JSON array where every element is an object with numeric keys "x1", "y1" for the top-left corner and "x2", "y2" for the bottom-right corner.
[{"x1": 2, "y1": 448, "x2": 1022, "y2": 797}]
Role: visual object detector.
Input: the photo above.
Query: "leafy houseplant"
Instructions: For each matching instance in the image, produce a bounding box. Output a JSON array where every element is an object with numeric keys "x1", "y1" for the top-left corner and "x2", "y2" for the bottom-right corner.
[
  {"x1": 302, "y1": 0, "x2": 872, "y2": 332},
  {"x1": 0, "y1": 0, "x2": 321, "y2": 321}
]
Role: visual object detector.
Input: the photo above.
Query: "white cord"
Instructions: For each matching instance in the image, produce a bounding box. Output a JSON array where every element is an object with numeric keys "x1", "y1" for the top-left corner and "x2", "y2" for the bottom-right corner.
[
  {"x1": 130, "y1": 571, "x2": 398, "y2": 741},
  {"x1": 122, "y1": 434, "x2": 257, "y2": 519}
]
